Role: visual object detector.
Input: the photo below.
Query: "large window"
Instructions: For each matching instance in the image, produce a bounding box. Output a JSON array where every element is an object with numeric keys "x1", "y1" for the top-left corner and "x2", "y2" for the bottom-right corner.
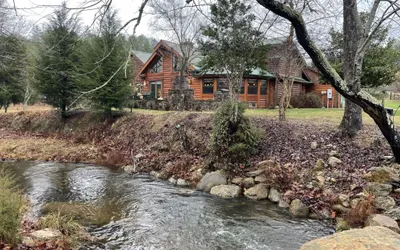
[
  {"x1": 217, "y1": 78, "x2": 228, "y2": 92},
  {"x1": 150, "y1": 57, "x2": 163, "y2": 73},
  {"x1": 260, "y1": 80, "x2": 268, "y2": 95},
  {"x1": 202, "y1": 79, "x2": 214, "y2": 94},
  {"x1": 150, "y1": 81, "x2": 162, "y2": 99},
  {"x1": 248, "y1": 79, "x2": 258, "y2": 95}
]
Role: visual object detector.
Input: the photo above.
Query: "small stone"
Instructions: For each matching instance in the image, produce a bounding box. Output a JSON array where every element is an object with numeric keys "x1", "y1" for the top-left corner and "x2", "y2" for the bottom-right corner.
[
  {"x1": 328, "y1": 157, "x2": 342, "y2": 167},
  {"x1": 176, "y1": 178, "x2": 189, "y2": 187},
  {"x1": 311, "y1": 141, "x2": 318, "y2": 150},
  {"x1": 335, "y1": 218, "x2": 351, "y2": 232},
  {"x1": 210, "y1": 185, "x2": 242, "y2": 198},
  {"x1": 123, "y1": 165, "x2": 136, "y2": 174},
  {"x1": 257, "y1": 160, "x2": 280, "y2": 169},
  {"x1": 244, "y1": 184, "x2": 269, "y2": 200},
  {"x1": 332, "y1": 204, "x2": 351, "y2": 214},
  {"x1": 168, "y1": 177, "x2": 177, "y2": 184},
  {"x1": 243, "y1": 177, "x2": 255, "y2": 188},
  {"x1": 231, "y1": 177, "x2": 244, "y2": 185},
  {"x1": 315, "y1": 175, "x2": 325, "y2": 187},
  {"x1": 254, "y1": 175, "x2": 268, "y2": 183},
  {"x1": 395, "y1": 188, "x2": 400, "y2": 193},
  {"x1": 314, "y1": 159, "x2": 325, "y2": 171},
  {"x1": 354, "y1": 192, "x2": 368, "y2": 198},
  {"x1": 330, "y1": 178, "x2": 337, "y2": 183},
  {"x1": 268, "y1": 187, "x2": 281, "y2": 203},
  {"x1": 329, "y1": 151, "x2": 339, "y2": 157},
  {"x1": 289, "y1": 199, "x2": 310, "y2": 218},
  {"x1": 365, "y1": 182, "x2": 392, "y2": 197},
  {"x1": 374, "y1": 196, "x2": 396, "y2": 211},
  {"x1": 278, "y1": 199, "x2": 290, "y2": 208},
  {"x1": 365, "y1": 214, "x2": 400, "y2": 233},
  {"x1": 337, "y1": 194, "x2": 350, "y2": 208},
  {"x1": 246, "y1": 169, "x2": 265, "y2": 177},
  {"x1": 350, "y1": 184, "x2": 358, "y2": 191}
]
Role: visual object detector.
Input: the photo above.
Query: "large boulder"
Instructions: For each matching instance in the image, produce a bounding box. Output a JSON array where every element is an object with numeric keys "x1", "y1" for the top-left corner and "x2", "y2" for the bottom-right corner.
[
  {"x1": 365, "y1": 214, "x2": 400, "y2": 233},
  {"x1": 210, "y1": 185, "x2": 242, "y2": 198},
  {"x1": 374, "y1": 196, "x2": 396, "y2": 211},
  {"x1": 268, "y1": 187, "x2": 281, "y2": 203},
  {"x1": 196, "y1": 170, "x2": 227, "y2": 192},
  {"x1": 364, "y1": 167, "x2": 400, "y2": 184},
  {"x1": 244, "y1": 184, "x2": 269, "y2": 200},
  {"x1": 289, "y1": 199, "x2": 310, "y2": 218},
  {"x1": 365, "y1": 182, "x2": 392, "y2": 197},
  {"x1": 300, "y1": 226, "x2": 400, "y2": 250}
]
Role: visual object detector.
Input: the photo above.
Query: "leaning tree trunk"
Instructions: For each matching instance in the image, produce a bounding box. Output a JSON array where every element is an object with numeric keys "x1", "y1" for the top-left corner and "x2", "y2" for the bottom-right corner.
[
  {"x1": 256, "y1": 0, "x2": 400, "y2": 162},
  {"x1": 340, "y1": 0, "x2": 363, "y2": 136}
]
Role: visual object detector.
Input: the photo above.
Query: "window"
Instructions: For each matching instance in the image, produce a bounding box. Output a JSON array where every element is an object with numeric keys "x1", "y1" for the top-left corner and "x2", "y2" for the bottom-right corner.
[
  {"x1": 172, "y1": 55, "x2": 179, "y2": 72},
  {"x1": 240, "y1": 80, "x2": 245, "y2": 94},
  {"x1": 217, "y1": 78, "x2": 228, "y2": 92},
  {"x1": 260, "y1": 80, "x2": 268, "y2": 95},
  {"x1": 202, "y1": 79, "x2": 214, "y2": 94},
  {"x1": 150, "y1": 57, "x2": 163, "y2": 73},
  {"x1": 248, "y1": 79, "x2": 258, "y2": 95},
  {"x1": 150, "y1": 81, "x2": 162, "y2": 99}
]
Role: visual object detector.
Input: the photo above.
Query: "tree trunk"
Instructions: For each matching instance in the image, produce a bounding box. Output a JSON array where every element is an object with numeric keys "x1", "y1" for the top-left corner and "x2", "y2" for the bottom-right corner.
[
  {"x1": 340, "y1": 0, "x2": 363, "y2": 136},
  {"x1": 279, "y1": 91, "x2": 286, "y2": 121},
  {"x1": 340, "y1": 101, "x2": 362, "y2": 136}
]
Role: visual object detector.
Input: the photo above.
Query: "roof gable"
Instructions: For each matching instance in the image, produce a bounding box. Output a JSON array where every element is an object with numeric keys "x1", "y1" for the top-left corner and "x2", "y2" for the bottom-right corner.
[{"x1": 132, "y1": 50, "x2": 152, "y2": 64}]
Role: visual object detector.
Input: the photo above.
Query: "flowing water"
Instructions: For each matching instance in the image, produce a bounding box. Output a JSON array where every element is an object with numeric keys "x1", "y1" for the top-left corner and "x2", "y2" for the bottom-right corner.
[{"x1": 0, "y1": 161, "x2": 334, "y2": 250}]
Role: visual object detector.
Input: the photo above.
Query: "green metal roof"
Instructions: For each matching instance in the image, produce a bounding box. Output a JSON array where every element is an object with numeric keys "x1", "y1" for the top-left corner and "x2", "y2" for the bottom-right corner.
[{"x1": 191, "y1": 67, "x2": 275, "y2": 79}]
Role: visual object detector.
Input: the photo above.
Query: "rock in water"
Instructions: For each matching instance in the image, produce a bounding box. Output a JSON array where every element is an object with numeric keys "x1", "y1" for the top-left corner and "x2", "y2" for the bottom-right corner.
[
  {"x1": 244, "y1": 184, "x2": 269, "y2": 200},
  {"x1": 300, "y1": 226, "x2": 400, "y2": 250},
  {"x1": 365, "y1": 214, "x2": 400, "y2": 233},
  {"x1": 289, "y1": 199, "x2": 309, "y2": 218},
  {"x1": 176, "y1": 178, "x2": 189, "y2": 187},
  {"x1": 210, "y1": 185, "x2": 242, "y2": 198},
  {"x1": 196, "y1": 170, "x2": 227, "y2": 192},
  {"x1": 364, "y1": 167, "x2": 400, "y2": 183}
]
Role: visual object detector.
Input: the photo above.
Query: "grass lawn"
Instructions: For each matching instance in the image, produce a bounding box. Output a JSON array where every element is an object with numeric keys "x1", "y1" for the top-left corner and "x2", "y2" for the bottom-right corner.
[{"x1": 3, "y1": 99, "x2": 400, "y2": 127}]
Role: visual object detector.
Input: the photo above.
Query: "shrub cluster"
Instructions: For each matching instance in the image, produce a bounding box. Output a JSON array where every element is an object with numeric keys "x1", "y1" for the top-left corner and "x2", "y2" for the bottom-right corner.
[
  {"x1": 209, "y1": 100, "x2": 261, "y2": 169},
  {"x1": 0, "y1": 170, "x2": 24, "y2": 245},
  {"x1": 290, "y1": 93, "x2": 324, "y2": 108}
]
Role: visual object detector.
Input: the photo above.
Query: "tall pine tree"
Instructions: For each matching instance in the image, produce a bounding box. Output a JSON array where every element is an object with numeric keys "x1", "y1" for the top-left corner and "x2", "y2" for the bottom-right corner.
[
  {"x1": 36, "y1": 2, "x2": 85, "y2": 117},
  {"x1": 85, "y1": 10, "x2": 131, "y2": 114}
]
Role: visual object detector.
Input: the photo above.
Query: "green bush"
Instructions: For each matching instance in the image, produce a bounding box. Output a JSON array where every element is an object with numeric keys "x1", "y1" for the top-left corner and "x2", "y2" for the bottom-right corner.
[
  {"x1": 290, "y1": 93, "x2": 324, "y2": 108},
  {"x1": 0, "y1": 170, "x2": 24, "y2": 245},
  {"x1": 209, "y1": 100, "x2": 261, "y2": 168}
]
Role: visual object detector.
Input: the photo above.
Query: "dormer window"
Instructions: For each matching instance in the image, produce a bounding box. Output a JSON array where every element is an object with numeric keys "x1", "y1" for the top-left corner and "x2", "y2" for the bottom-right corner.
[{"x1": 150, "y1": 57, "x2": 163, "y2": 73}]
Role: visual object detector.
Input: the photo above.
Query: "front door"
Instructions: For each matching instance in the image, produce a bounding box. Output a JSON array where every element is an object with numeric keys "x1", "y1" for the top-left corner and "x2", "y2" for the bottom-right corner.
[{"x1": 150, "y1": 81, "x2": 162, "y2": 99}]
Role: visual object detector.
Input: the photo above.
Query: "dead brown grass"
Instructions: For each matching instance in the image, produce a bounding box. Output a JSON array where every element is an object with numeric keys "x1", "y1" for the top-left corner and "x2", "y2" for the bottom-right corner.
[
  {"x1": 0, "y1": 138, "x2": 98, "y2": 163},
  {"x1": 344, "y1": 195, "x2": 375, "y2": 228}
]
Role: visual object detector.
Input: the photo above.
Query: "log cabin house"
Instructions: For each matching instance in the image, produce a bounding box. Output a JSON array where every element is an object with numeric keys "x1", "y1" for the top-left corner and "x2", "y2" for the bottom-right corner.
[{"x1": 131, "y1": 40, "x2": 341, "y2": 108}]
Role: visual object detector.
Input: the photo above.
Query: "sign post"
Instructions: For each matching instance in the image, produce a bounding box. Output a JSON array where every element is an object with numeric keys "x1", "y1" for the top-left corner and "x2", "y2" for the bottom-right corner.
[{"x1": 327, "y1": 89, "x2": 333, "y2": 108}]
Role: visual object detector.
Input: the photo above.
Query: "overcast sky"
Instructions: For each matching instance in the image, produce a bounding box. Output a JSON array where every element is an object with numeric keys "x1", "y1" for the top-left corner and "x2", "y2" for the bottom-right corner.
[{"x1": 13, "y1": 0, "x2": 153, "y2": 36}]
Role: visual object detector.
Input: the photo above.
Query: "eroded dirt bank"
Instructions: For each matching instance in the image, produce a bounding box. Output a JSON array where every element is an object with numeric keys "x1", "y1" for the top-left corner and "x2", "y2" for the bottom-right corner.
[{"x1": 0, "y1": 111, "x2": 393, "y2": 219}]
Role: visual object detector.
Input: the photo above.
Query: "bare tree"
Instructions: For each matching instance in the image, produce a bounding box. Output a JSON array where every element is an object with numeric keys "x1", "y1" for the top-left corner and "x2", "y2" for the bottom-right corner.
[
  {"x1": 150, "y1": 0, "x2": 203, "y2": 90},
  {"x1": 256, "y1": 0, "x2": 400, "y2": 161},
  {"x1": 275, "y1": 25, "x2": 305, "y2": 121}
]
